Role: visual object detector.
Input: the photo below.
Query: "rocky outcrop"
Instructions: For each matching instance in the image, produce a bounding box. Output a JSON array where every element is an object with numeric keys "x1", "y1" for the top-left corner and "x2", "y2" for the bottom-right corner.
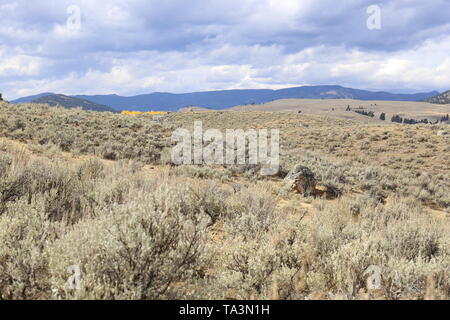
[
  {"x1": 284, "y1": 164, "x2": 341, "y2": 199},
  {"x1": 283, "y1": 165, "x2": 317, "y2": 196}
]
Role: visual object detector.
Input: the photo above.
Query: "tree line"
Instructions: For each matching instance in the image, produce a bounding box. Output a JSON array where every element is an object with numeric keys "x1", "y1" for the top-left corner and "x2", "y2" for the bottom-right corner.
[{"x1": 347, "y1": 106, "x2": 448, "y2": 125}]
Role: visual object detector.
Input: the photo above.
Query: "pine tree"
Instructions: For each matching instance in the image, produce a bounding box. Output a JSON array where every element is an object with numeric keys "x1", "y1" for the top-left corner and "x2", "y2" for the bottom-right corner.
[{"x1": 391, "y1": 115, "x2": 403, "y2": 123}]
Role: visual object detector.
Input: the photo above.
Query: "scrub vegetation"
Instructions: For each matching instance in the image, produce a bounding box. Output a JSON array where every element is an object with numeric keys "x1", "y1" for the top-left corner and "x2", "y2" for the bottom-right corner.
[{"x1": 0, "y1": 101, "x2": 448, "y2": 300}]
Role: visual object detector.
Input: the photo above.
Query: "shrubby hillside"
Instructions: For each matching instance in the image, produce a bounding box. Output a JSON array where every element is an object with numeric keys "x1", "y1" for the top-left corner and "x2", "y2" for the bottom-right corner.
[
  {"x1": 30, "y1": 94, "x2": 117, "y2": 113},
  {"x1": 425, "y1": 90, "x2": 450, "y2": 105}
]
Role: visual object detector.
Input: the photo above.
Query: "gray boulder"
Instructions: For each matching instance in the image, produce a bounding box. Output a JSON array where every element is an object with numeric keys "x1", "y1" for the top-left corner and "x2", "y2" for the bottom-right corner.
[
  {"x1": 284, "y1": 164, "x2": 342, "y2": 199},
  {"x1": 283, "y1": 165, "x2": 317, "y2": 196}
]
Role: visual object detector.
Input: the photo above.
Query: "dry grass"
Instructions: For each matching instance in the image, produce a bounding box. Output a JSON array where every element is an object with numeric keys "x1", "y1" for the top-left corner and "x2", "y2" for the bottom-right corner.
[
  {"x1": 231, "y1": 98, "x2": 450, "y2": 123},
  {"x1": 0, "y1": 102, "x2": 173, "y2": 163},
  {"x1": 0, "y1": 101, "x2": 448, "y2": 300}
]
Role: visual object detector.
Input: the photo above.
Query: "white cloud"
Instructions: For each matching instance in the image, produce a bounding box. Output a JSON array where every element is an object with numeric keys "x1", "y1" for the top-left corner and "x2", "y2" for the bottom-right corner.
[
  {"x1": 0, "y1": 0, "x2": 449, "y2": 100},
  {"x1": 0, "y1": 51, "x2": 46, "y2": 77}
]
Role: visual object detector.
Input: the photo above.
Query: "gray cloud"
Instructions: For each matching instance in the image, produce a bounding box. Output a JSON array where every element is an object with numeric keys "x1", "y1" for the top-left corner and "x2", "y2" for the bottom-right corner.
[{"x1": 0, "y1": 0, "x2": 449, "y2": 99}]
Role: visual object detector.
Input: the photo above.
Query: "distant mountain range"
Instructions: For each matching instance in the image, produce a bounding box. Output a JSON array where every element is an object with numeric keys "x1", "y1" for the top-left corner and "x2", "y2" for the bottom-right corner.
[
  {"x1": 30, "y1": 94, "x2": 116, "y2": 113},
  {"x1": 11, "y1": 85, "x2": 440, "y2": 112},
  {"x1": 424, "y1": 90, "x2": 450, "y2": 105}
]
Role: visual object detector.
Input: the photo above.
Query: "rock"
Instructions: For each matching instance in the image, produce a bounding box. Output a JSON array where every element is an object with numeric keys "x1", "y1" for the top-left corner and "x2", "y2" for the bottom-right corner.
[
  {"x1": 283, "y1": 165, "x2": 317, "y2": 196},
  {"x1": 284, "y1": 164, "x2": 342, "y2": 199}
]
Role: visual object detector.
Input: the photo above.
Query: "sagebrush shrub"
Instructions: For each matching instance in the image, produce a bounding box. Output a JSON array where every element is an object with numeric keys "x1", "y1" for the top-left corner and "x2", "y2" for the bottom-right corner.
[
  {"x1": 0, "y1": 198, "x2": 64, "y2": 299},
  {"x1": 48, "y1": 183, "x2": 211, "y2": 300}
]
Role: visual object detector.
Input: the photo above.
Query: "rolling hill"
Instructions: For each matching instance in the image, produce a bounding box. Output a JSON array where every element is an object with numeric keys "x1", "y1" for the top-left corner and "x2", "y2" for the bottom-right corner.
[
  {"x1": 425, "y1": 90, "x2": 450, "y2": 104},
  {"x1": 30, "y1": 94, "x2": 116, "y2": 113},
  {"x1": 231, "y1": 98, "x2": 450, "y2": 123}
]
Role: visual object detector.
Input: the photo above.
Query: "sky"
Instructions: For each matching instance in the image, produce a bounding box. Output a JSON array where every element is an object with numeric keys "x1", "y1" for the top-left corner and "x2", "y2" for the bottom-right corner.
[{"x1": 0, "y1": 0, "x2": 449, "y2": 100}]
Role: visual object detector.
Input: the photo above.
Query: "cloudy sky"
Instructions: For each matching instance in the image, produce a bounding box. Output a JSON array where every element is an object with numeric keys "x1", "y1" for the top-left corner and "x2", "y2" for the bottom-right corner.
[{"x1": 1, "y1": 0, "x2": 449, "y2": 100}]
